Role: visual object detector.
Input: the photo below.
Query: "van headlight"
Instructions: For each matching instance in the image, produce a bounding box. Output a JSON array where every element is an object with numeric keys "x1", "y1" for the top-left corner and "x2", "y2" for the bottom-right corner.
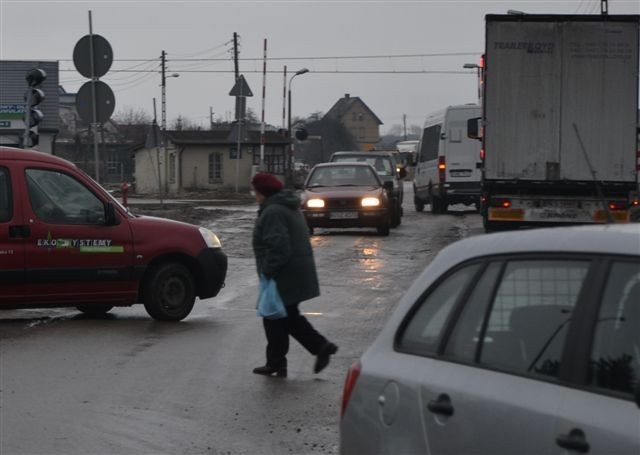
[
  {"x1": 199, "y1": 227, "x2": 222, "y2": 248},
  {"x1": 361, "y1": 197, "x2": 380, "y2": 207},
  {"x1": 307, "y1": 198, "x2": 325, "y2": 208}
]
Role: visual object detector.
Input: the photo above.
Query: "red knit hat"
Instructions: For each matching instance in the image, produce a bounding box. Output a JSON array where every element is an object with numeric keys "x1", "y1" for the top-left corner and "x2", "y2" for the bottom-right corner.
[{"x1": 251, "y1": 172, "x2": 284, "y2": 197}]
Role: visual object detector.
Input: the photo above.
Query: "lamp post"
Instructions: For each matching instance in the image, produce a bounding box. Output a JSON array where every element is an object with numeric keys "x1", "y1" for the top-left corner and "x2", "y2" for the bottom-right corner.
[
  {"x1": 161, "y1": 71, "x2": 179, "y2": 195},
  {"x1": 287, "y1": 68, "x2": 309, "y2": 185},
  {"x1": 463, "y1": 63, "x2": 482, "y2": 103}
]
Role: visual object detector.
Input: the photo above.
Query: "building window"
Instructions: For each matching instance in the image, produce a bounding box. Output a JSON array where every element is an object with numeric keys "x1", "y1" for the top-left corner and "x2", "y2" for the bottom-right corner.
[
  {"x1": 358, "y1": 113, "x2": 364, "y2": 121},
  {"x1": 359, "y1": 127, "x2": 365, "y2": 140},
  {"x1": 230, "y1": 147, "x2": 242, "y2": 160},
  {"x1": 208, "y1": 153, "x2": 222, "y2": 182},
  {"x1": 169, "y1": 154, "x2": 176, "y2": 184}
]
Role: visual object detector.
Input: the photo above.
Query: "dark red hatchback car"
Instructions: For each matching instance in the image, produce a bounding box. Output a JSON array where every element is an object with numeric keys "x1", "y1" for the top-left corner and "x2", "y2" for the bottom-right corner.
[{"x1": 300, "y1": 163, "x2": 393, "y2": 236}]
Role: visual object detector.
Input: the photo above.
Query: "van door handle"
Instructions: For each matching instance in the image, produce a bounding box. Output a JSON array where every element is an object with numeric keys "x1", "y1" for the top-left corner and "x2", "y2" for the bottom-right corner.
[
  {"x1": 556, "y1": 429, "x2": 590, "y2": 453},
  {"x1": 9, "y1": 225, "x2": 31, "y2": 238},
  {"x1": 427, "y1": 394, "x2": 454, "y2": 417}
]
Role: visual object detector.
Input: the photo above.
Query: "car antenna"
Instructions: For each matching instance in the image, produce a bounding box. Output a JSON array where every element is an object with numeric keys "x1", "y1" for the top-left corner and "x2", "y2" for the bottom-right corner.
[{"x1": 572, "y1": 123, "x2": 613, "y2": 224}]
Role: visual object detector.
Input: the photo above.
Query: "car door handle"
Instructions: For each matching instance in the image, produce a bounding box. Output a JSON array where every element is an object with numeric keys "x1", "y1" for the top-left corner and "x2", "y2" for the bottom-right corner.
[
  {"x1": 427, "y1": 394, "x2": 454, "y2": 417},
  {"x1": 556, "y1": 428, "x2": 590, "y2": 453},
  {"x1": 9, "y1": 225, "x2": 31, "y2": 238}
]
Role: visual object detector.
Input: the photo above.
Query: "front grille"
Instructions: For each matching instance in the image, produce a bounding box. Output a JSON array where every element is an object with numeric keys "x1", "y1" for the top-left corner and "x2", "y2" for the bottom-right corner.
[{"x1": 325, "y1": 197, "x2": 361, "y2": 209}]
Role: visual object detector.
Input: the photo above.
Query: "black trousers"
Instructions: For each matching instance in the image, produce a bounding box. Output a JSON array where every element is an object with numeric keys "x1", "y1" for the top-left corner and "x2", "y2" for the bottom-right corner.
[{"x1": 262, "y1": 303, "x2": 327, "y2": 368}]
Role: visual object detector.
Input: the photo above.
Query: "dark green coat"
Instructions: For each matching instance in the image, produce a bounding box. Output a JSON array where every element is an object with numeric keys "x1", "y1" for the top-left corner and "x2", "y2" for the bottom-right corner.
[{"x1": 253, "y1": 190, "x2": 320, "y2": 306}]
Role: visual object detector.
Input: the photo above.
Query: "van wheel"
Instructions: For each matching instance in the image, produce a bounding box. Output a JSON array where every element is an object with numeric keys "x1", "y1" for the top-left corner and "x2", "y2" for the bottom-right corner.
[
  {"x1": 76, "y1": 304, "x2": 114, "y2": 316},
  {"x1": 430, "y1": 196, "x2": 441, "y2": 214},
  {"x1": 308, "y1": 226, "x2": 314, "y2": 236},
  {"x1": 143, "y1": 262, "x2": 196, "y2": 321},
  {"x1": 414, "y1": 196, "x2": 424, "y2": 212}
]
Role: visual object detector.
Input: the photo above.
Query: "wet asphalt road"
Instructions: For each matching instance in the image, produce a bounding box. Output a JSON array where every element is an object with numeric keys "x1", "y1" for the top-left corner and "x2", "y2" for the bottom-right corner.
[{"x1": 0, "y1": 185, "x2": 482, "y2": 455}]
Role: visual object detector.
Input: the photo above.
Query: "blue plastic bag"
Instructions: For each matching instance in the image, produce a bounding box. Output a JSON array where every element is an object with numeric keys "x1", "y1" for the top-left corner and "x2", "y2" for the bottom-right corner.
[{"x1": 257, "y1": 275, "x2": 288, "y2": 320}]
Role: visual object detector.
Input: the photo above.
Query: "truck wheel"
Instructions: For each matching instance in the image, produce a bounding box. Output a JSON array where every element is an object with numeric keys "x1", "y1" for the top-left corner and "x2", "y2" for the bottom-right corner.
[
  {"x1": 143, "y1": 262, "x2": 196, "y2": 321},
  {"x1": 414, "y1": 195, "x2": 424, "y2": 212},
  {"x1": 440, "y1": 198, "x2": 448, "y2": 213},
  {"x1": 76, "y1": 304, "x2": 114, "y2": 316}
]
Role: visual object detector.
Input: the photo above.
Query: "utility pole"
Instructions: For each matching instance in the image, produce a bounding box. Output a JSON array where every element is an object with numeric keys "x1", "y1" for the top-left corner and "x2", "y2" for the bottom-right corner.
[
  {"x1": 160, "y1": 50, "x2": 168, "y2": 195},
  {"x1": 233, "y1": 32, "x2": 239, "y2": 81},
  {"x1": 403, "y1": 114, "x2": 407, "y2": 140},
  {"x1": 210, "y1": 107, "x2": 214, "y2": 129}
]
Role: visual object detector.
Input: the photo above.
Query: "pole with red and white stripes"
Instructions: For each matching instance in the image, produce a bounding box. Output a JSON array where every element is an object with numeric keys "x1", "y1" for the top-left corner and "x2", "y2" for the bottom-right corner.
[{"x1": 260, "y1": 39, "x2": 267, "y2": 170}]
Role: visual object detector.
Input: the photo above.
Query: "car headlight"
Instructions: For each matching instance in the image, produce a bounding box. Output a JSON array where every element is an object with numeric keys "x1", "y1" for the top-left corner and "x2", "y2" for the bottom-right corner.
[
  {"x1": 307, "y1": 198, "x2": 325, "y2": 208},
  {"x1": 361, "y1": 197, "x2": 380, "y2": 207},
  {"x1": 199, "y1": 227, "x2": 222, "y2": 248}
]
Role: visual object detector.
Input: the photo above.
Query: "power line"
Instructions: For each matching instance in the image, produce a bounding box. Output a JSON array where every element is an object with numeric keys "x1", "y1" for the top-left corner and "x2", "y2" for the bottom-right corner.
[
  {"x1": 57, "y1": 51, "x2": 480, "y2": 63},
  {"x1": 59, "y1": 68, "x2": 473, "y2": 74}
]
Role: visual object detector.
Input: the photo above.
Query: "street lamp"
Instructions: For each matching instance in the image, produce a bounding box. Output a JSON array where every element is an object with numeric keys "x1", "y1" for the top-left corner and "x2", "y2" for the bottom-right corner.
[
  {"x1": 287, "y1": 68, "x2": 309, "y2": 185},
  {"x1": 463, "y1": 62, "x2": 482, "y2": 103}
]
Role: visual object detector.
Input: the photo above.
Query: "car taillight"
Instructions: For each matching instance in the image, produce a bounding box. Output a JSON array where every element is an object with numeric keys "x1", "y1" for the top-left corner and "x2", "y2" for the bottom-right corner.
[
  {"x1": 480, "y1": 148, "x2": 485, "y2": 160},
  {"x1": 608, "y1": 201, "x2": 627, "y2": 211},
  {"x1": 341, "y1": 360, "x2": 361, "y2": 419},
  {"x1": 636, "y1": 150, "x2": 640, "y2": 172},
  {"x1": 491, "y1": 197, "x2": 511, "y2": 208},
  {"x1": 438, "y1": 156, "x2": 446, "y2": 182}
]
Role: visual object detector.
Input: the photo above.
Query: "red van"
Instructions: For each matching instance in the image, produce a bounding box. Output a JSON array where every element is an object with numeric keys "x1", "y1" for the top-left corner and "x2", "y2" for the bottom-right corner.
[{"x1": 0, "y1": 147, "x2": 227, "y2": 321}]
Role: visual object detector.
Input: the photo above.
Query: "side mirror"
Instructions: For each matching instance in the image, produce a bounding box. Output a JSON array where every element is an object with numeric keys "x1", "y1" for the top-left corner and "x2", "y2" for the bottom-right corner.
[
  {"x1": 635, "y1": 385, "x2": 640, "y2": 409},
  {"x1": 398, "y1": 167, "x2": 407, "y2": 179},
  {"x1": 383, "y1": 181, "x2": 394, "y2": 191},
  {"x1": 105, "y1": 202, "x2": 119, "y2": 226},
  {"x1": 293, "y1": 183, "x2": 304, "y2": 190},
  {"x1": 467, "y1": 117, "x2": 482, "y2": 141}
]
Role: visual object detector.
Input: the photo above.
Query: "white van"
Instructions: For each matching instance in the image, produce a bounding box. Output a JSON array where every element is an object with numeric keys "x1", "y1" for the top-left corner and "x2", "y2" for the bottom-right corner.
[{"x1": 413, "y1": 104, "x2": 481, "y2": 213}]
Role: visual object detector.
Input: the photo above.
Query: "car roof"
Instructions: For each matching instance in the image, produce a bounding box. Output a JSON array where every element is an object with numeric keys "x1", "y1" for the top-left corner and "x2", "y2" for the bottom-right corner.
[
  {"x1": 332, "y1": 151, "x2": 395, "y2": 159},
  {"x1": 0, "y1": 146, "x2": 75, "y2": 168},
  {"x1": 311, "y1": 162, "x2": 379, "y2": 169}
]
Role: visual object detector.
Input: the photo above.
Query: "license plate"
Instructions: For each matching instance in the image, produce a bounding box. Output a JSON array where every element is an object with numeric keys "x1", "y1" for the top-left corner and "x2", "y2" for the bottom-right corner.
[
  {"x1": 450, "y1": 170, "x2": 472, "y2": 178},
  {"x1": 330, "y1": 211, "x2": 358, "y2": 220}
]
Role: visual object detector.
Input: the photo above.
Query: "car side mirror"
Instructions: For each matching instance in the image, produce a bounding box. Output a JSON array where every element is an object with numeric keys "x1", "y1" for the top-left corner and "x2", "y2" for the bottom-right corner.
[
  {"x1": 293, "y1": 183, "x2": 304, "y2": 190},
  {"x1": 467, "y1": 117, "x2": 482, "y2": 141},
  {"x1": 398, "y1": 167, "x2": 407, "y2": 179},
  {"x1": 635, "y1": 384, "x2": 640, "y2": 409},
  {"x1": 105, "y1": 202, "x2": 119, "y2": 226},
  {"x1": 383, "y1": 181, "x2": 394, "y2": 190}
]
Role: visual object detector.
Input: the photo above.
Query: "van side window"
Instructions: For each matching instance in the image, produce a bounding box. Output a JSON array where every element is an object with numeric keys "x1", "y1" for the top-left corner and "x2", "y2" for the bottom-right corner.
[
  {"x1": 419, "y1": 125, "x2": 441, "y2": 162},
  {"x1": 0, "y1": 167, "x2": 11, "y2": 222},
  {"x1": 26, "y1": 168, "x2": 105, "y2": 225}
]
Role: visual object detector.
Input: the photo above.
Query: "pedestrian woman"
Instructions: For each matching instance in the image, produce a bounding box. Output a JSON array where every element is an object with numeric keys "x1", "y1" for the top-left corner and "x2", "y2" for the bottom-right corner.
[{"x1": 251, "y1": 172, "x2": 337, "y2": 378}]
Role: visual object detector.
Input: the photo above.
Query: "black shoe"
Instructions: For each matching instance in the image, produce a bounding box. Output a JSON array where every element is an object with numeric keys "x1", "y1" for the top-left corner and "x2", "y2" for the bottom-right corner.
[
  {"x1": 314, "y1": 342, "x2": 338, "y2": 374},
  {"x1": 253, "y1": 365, "x2": 287, "y2": 378}
]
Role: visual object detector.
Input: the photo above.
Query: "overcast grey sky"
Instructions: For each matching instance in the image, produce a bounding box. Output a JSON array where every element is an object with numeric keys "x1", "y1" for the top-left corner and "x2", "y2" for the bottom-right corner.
[{"x1": 1, "y1": 0, "x2": 638, "y2": 132}]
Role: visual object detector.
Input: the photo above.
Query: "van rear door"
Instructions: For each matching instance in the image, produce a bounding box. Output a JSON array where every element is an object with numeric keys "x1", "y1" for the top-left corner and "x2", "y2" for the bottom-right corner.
[
  {"x1": 0, "y1": 164, "x2": 26, "y2": 305},
  {"x1": 444, "y1": 107, "x2": 481, "y2": 184}
]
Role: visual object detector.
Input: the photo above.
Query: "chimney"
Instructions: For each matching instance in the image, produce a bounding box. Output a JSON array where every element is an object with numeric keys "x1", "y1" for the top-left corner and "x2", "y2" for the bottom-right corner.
[{"x1": 345, "y1": 93, "x2": 350, "y2": 99}]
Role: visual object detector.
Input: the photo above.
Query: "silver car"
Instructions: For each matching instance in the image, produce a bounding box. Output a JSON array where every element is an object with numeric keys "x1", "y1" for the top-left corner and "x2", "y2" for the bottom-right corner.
[{"x1": 340, "y1": 224, "x2": 640, "y2": 455}]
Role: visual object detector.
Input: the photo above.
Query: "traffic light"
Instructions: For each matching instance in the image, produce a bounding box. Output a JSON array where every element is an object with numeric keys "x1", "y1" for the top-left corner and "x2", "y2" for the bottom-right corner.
[{"x1": 23, "y1": 68, "x2": 47, "y2": 148}]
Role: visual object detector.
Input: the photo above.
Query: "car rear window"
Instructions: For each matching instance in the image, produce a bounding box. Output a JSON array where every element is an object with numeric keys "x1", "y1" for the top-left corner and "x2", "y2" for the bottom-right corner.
[
  {"x1": 589, "y1": 261, "x2": 640, "y2": 395},
  {"x1": 0, "y1": 167, "x2": 11, "y2": 222}
]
